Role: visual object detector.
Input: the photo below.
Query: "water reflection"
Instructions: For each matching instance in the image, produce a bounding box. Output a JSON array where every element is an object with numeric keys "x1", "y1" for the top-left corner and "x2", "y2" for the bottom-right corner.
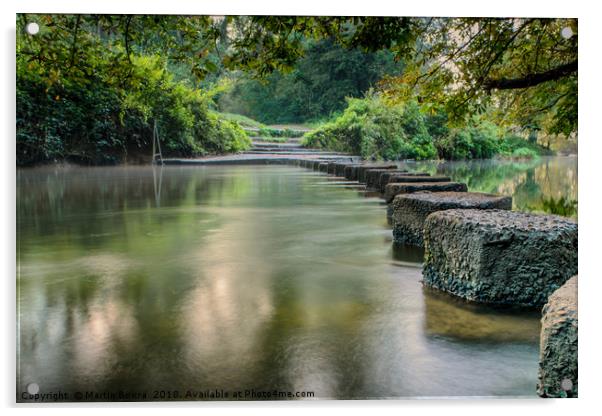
[
  {"x1": 407, "y1": 156, "x2": 577, "y2": 217},
  {"x1": 423, "y1": 289, "x2": 541, "y2": 343},
  {"x1": 16, "y1": 161, "x2": 565, "y2": 400}
]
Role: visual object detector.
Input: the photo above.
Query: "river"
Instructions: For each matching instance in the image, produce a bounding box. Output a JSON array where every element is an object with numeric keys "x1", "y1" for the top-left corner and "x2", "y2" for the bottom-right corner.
[{"x1": 16, "y1": 156, "x2": 577, "y2": 400}]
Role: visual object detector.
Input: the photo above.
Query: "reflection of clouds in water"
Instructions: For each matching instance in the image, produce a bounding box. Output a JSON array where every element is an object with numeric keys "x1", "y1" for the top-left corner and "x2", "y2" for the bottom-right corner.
[
  {"x1": 71, "y1": 299, "x2": 138, "y2": 381},
  {"x1": 281, "y1": 334, "x2": 338, "y2": 398},
  {"x1": 18, "y1": 253, "x2": 140, "y2": 390},
  {"x1": 179, "y1": 213, "x2": 275, "y2": 385}
]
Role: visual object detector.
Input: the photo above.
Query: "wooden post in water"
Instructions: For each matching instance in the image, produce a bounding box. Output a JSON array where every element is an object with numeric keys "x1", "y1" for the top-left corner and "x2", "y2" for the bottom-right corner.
[{"x1": 152, "y1": 120, "x2": 164, "y2": 165}]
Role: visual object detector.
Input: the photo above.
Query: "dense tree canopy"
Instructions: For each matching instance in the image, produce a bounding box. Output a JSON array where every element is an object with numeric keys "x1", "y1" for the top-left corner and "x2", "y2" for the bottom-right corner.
[
  {"x1": 224, "y1": 16, "x2": 577, "y2": 135},
  {"x1": 16, "y1": 14, "x2": 577, "y2": 165},
  {"x1": 218, "y1": 38, "x2": 403, "y2": 123}
]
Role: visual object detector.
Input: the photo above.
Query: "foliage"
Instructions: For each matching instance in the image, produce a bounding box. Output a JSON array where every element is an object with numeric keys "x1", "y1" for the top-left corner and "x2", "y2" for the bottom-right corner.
[
  {"x1": 218, "y1": 38, "x2": 402, "y2": 123},
  {"x1": 215, "y1": 112, "x2": 266, "y2": 129},
  {"x1": 16, "y1": 14, "x2": 577, "y2": 165},
  {"x1": 379, "y1": 18, "x2": 577, "y2": 136},
  {"x1": 16, "y1": 14, "x2": 250, "y2": 165},
  {"x1": 540, "y1": 196, "x2": 577, "y2": 217},
  {"x1": 303, "y1": 95, "x2": 437, "y2": 160},
  {"x1": 222, "y1": 16, "x2": 577, "y2": 136},
  {"x1": 305, "y1": 95, "x2": 549, "y2": 161},
  {"x1": 258, "y1": 127, "x2": 305, "y2": 138},
  {"x1": 435, "y1": 120, "x2": 502, "y2": 160},
  {"x1": 510, "y1": 147, "x2": 540, "y2": 160}
]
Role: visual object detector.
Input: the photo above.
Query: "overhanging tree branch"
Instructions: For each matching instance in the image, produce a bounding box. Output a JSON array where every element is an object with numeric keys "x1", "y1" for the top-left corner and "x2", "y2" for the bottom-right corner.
[{"x1": 483, "y1": 60, "x2": 577, "y2": 90}]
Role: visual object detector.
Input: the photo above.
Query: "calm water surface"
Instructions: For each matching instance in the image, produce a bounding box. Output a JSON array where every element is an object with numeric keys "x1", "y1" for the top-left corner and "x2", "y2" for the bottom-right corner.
[{"x1": 17, "y1": 157, "x2": 576, "y2": 400}]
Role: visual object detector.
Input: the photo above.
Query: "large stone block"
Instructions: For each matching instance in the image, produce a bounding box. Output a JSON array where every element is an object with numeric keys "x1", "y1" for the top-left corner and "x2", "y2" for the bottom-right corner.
[
  {"x1": 357, "y1": 164, "x2": 398, "y2": 183},
  {"x1": 318, "y1": 162, "x2": 329, "y2": 172},
  {"x1": 311, "y1": 160, "x2": 322, "y2": 170},
  {"x1": 379, "y1": 173, "x2": 450, "y2": 193},
  {"x1": 392, "y1": 192, "x2": 512, "y2": 246},
  {"x1": 384, "y1": 182, "x2": 468, "y2": 203},
  {"x1": 333, "y1": 163, "x2": 351, "y2": 176},
  {"x1": 365, "y1": 169, "x2": 408, "y2": 190},
  {"x1": 343, "y1": 165, "x2": 362, "y2": 181},
  {"x1": 537, "y1": 275, "x2": 578, "y2": 398},
  {"x1": 327, "y1": 162, "x2": 338, "y2": 174},
  {"x1": 422, "y1": 209, "x2": 578, "y2": 307}
]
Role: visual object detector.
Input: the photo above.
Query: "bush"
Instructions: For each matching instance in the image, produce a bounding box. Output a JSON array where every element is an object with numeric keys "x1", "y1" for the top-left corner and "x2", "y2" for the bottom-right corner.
[
  {"x1": 303, "y1": 95, "x2": 437, "y2": 160},
  {"x1": 435, "y1": 120, "x2": 502, "y2": 160},
  {"x1": 17, "y1": 53, "x2": 250, "y2": 166},
  {"x1": 304, "y1": 94, "x2": 550, "y2": 161},
  {"x1": 511, "y1": 147, "x2": 540, "y2": 159}
]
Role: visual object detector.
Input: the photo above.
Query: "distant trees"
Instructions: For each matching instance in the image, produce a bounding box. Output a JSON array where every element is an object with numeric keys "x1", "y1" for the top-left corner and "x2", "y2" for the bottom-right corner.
[{"x1": 217, "y1": 38, "x2": 403, "y2": 123}]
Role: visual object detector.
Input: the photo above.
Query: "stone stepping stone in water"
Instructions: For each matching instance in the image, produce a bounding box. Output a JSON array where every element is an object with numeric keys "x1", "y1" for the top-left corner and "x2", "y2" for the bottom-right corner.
[
  {"x1": 422, "y1": 209, "x2": 578, "y2": 307},
  {"x1": 391, "y1": 191, "x2": 512, "y2": 246},
  {"x1": 333, "y1": 162, "x2": 357, "y2": 177},
  {"x1": 383, "y1": 181, "x2": 468, "y2": 203},
  {"x1": 365, "y1": 169, "x2": 409, "y2": 190},
  {"x1": 537, "y1": 275, "x2": 578, "y2": 398},
  {"x1": 379, "y1": 173, "x2": 451, "y2": 193},
  {"x1": 343, "y1": 164, "x2": 364, "y2": 181},
  {"x1": 357, "y1": 164, "x2": 398, "y2": 183}
]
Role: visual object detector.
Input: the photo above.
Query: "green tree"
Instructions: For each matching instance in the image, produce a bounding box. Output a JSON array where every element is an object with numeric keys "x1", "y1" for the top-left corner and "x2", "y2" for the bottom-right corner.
[{"x1": 218, "y1": 38, "x2": 402, "y2": 123}]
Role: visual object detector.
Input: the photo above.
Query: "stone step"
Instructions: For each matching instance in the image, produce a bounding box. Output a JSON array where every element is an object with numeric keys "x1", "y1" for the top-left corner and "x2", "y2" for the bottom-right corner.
[
  {"x1": 391, "y1": 191, "x2": 512, "y2": 246},
  {"x1": 422, "y1": 209, "x2": 577, "y2": 307},
  {"x1": 251, "y1": 142, "x2": 304, "y2": 149},
  {"x1": 538, "y1": 275, "x2": 578, "y2": 397},
  {"x1": 384, "y1": 181, "x2": 468, "y2": 204},
  {"x1": 249, "y1": 147, "x2": 313, "y2": 153},
  {"x1": 244, "y1": 150, "x2": 348, "y2": 156}
]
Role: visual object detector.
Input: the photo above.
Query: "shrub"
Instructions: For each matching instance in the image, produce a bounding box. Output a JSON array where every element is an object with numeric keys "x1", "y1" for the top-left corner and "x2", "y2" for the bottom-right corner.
[
  {"x1": 511, "y1": 147, "x2": 540, "y2": 159},
  {"x1": 435, "y1": 120, "x2": 502, "y2": 160},
  {"x1": 17, "y1": 53, "x2": 250, "y2": 166},
  {"x1": 303, "y1": 95, "x2": 437, "y2": 160}
]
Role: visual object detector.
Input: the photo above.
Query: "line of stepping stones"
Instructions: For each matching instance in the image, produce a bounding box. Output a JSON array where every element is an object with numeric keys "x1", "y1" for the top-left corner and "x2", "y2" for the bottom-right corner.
[{"x1": 290, "y1": 157, "x2": 578, "y2": 398}]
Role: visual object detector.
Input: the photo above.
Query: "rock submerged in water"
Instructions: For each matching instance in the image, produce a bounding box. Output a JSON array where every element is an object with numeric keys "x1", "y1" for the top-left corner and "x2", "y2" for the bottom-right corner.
[
  {"x1": 392, "y1": 192, "x2": 512, "y2": 246},
  {"x1": 384, "y1": 182, "x2": 468, "y2": 203},
  {"x1": 537, "y1": 275, "x2": 578, "y2": 398},
  {"x1": 422, "y1": 209, "x2": 578, "y2": 307}
]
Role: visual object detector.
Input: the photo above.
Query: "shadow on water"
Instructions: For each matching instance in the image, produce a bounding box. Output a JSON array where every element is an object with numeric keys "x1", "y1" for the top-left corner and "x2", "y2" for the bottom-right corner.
[
  {"x1": 422, "y1": 288, "x2": 541, "y2": 344},
  {"x1": 391, "y1": 243, "x2": 424, "y2": 265}
]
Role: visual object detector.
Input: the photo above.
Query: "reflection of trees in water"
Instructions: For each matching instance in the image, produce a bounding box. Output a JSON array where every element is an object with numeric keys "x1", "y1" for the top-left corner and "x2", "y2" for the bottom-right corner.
[
  {"x1": 410, "y1": 157, "x2": 577, "y2": 217},
  {"x1": 422, "y1": 288, "x2": 541, "y2": 344}
]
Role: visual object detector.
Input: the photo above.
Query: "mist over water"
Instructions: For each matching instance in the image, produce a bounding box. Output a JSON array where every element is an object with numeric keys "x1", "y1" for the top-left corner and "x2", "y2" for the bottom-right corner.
[{"x1": 17, "y1": 158, "x2": 575, "y2": 399}]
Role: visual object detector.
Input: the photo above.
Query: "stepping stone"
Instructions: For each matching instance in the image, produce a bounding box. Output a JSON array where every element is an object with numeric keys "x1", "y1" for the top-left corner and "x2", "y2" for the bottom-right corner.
[
  {"x1": 391, "y1": 192, "x2": 512, "y2": 246},
  {"x1": 384, "y1": 182, "x2": 468, "y2": 203},
  {"x1": 365, "y1": 169, "x2": 409, "y2": 190},
  {"x1": 379, "y1": 173, "x2": 449, "y2": 193},
  {"x1": 537, "y1": 275, "x2": 578, "y2": 398},
  {"x1": 318, "y1": 162, "x2": 329, "y2": 172},
  {"x1": 357, "y1": 164, "x2": 398, "y2": 183},
  {"x1": 327, "y1": 162, "x2": 339, "y2": 174},
  {"x1": 422, "y1": 209, "x2": 578, "y2": 307},
  {"x1": 334, "y1": 162, "x2": 352, "y2": 177},
  {"x1": 343, "y1": 165, "x2": 363, "y2": 180}
]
